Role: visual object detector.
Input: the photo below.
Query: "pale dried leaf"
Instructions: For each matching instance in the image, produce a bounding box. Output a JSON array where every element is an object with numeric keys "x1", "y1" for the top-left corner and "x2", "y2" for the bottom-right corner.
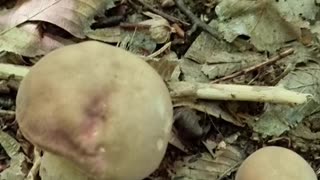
[
  {"x1": 0, "y1": 23, "x2": 72, "y2": 57},
  {"x1": 215, "y1": 0, "x2": 314, "y2": 51},
  {"x1": 200, "y1": 51, "x2": 266, "y2": 79},
  {"x1": 172, "y1": 145, "x2": 243, "y2": 180},
  {"x1": 0, "y1": 130, "x2": 27, "y2": 180},
  {"x1": 180, "y1": 58, "x2": 210, "y2": 83},
  {"x1": 0, "y1": 153, "x2": 26, "y2": 180},
  {"x1": 0, "y1": 0, "x2": 113, "y2": 38},
  {"x1": 0, "y1": 130, "x2": 20, "y2": 157},
  {"x1": 184, "y1": 20, "x2": 235, "y2": 64},
  {"x1": 311, "y1": 22, "x2": 320, "y2": 39},
  {"x1": 275, "y1": 0, "x2": 318, "y2": 20}
]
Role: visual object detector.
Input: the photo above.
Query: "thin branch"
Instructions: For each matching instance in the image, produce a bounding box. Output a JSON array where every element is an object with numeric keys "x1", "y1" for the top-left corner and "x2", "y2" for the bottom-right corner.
[
  {"x1": 133, "y1": 0, "x2": 190, "y2": 26},
  {"x1": 174, "y1": 0, "x2": 221, "y2": 41},
  {"x1": 211, "y1": 48, "x2": 294, "y2": 83}
]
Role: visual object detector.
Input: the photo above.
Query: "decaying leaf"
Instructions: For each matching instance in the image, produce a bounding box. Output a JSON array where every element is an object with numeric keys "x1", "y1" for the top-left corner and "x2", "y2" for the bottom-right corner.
[
  {"x1": 184, "y1": 20, "x2": 235, "y2": 65},
  {"x1": 288, "y1": 122, "x2": 320, "y2": 152},
  {"x1": 215, "y1": 0, "x2": 316, "y2": 51},
  {"x1": 0, "y1": 130, "x2": 20, "y2": 157},
  {"x1": 179, "y1": 58, "x2": 210, "y2": 83},
  {"x1": 249, "y1": 56, "x2": 320, "y2": 136},
  {"x1": 200, "y1": 51, "x2": 266, "y2": 80},
  {"x1": 311, "y1": 22, "x2": 320, "y2": 40},
  {"x1": 0, "y1": 130, "x2": 27, "y2": 180},
  {"x1": 0, "y1": 154, "x2": 26, "y2": 180},
  {"x1": 172, "y1": 145, "x2": 244, "y2": 180}
]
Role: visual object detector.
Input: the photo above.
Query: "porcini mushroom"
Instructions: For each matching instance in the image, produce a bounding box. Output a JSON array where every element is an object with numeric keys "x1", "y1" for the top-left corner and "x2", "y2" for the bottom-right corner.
[
  {"x1": 15, "y1": 41, "x2": 173, "y2": 180},
  {"x1": 235, "y1": 146, "x2": 317, "y2": 180}
]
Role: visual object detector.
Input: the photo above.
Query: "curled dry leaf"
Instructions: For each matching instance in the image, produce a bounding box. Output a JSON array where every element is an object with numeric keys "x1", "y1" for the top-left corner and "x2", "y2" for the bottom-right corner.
[{"x1": 139, "y1": 12, "x2": 174, "y2": 44}]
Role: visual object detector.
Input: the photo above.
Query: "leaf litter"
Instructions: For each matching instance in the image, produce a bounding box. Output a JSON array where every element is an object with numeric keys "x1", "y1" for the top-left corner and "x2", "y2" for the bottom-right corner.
[{"x1": 0, "y1": 0, "x2": 320, "y2": 179}]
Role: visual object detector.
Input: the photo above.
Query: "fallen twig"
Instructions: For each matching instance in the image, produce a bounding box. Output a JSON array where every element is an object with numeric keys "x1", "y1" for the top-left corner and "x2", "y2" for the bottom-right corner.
[
  {"x1": 168, "y1": 81, "x2": 311, "y2": 105},
  {"x1": 1, "y1": 62, "x2": 311, "y2": 105},
  {"x1": 133, "y1": 0, "x2": 190, "y2": 26},
  {"x1": 211, "y1": 48, "x2": 295, "y2": 83},
  {"x1": 174, "y1": 0, "x2": 220, "y2": 41}
]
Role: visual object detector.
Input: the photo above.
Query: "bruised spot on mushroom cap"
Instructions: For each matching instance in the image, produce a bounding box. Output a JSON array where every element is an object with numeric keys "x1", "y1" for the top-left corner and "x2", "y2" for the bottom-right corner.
[
  {"x1": 16, "y1": 41, "x2": 173, "y2": 180},
  {"x1": 235, "y1": 146, "x2": 317, "y2": 180}
]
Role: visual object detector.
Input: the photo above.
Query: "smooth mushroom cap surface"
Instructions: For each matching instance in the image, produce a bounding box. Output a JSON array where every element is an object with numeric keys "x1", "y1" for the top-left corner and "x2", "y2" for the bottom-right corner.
[
  {"x1": 16, "y1": 41, "x2": 173, "y2": 180},
  {"x1": 235, "y1": 146, "x2": 317, "y2": 180},
  {"x1": 39, "y1": 152, "x2": 90, "y2": 180}
]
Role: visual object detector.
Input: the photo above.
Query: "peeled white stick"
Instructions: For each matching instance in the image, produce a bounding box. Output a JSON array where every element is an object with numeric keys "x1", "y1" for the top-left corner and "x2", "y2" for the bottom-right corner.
[
  {"x1": 0, "y1": 63, "x2": 311, "y2": 105},
  {"x1": 168, "y1": 81, "x2": 312, "y2": 105}
]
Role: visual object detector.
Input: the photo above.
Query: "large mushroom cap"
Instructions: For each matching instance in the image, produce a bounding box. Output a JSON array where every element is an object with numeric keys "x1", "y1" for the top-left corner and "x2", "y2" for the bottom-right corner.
[
  {"x1": 235, "y1": 146, "x2": 317, "y2": 180},
  {"x1": 16, "y1": 41, "x2": 173, "y2": 180}
]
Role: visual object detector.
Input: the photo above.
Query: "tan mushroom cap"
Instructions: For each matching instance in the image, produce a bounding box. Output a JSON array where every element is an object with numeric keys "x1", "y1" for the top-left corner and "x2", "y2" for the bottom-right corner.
[
  {"x1": 16, "y1": 41, "x2": 173, "y2": 180},
  {"x1": 235, "y1": 146, "x2": 317, "y2": 180}
]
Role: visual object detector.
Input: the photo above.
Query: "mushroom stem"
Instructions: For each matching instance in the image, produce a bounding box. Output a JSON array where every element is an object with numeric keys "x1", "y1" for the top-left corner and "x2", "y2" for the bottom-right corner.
[
  {"x1": 0, "y1": 63, "x2": 311, "y2": 105},
  {"x1": 39, "y1": 152, "x2": 89, "y2": 180}
]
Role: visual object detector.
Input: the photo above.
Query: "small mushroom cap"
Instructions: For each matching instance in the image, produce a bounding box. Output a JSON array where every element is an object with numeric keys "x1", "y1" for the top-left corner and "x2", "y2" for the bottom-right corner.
[
  {"x1": 235, "y1": 146, "x2": 317, "y2": 180},
  {"x1": 16, "y1": 41, "x2": 173, "y2": 180}
]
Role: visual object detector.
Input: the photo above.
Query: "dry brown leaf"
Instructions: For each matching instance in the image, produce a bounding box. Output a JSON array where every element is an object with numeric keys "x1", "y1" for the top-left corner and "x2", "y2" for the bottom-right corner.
[
  {"x1": 0, "y1": 23, "x2": 73, "y2": 57},
  {"x1": 0, "y1": 0, "x2": 111, "y2": 38},
  {"x1": 172, "y1": 145, "x2": 244, "y2": 180}
]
